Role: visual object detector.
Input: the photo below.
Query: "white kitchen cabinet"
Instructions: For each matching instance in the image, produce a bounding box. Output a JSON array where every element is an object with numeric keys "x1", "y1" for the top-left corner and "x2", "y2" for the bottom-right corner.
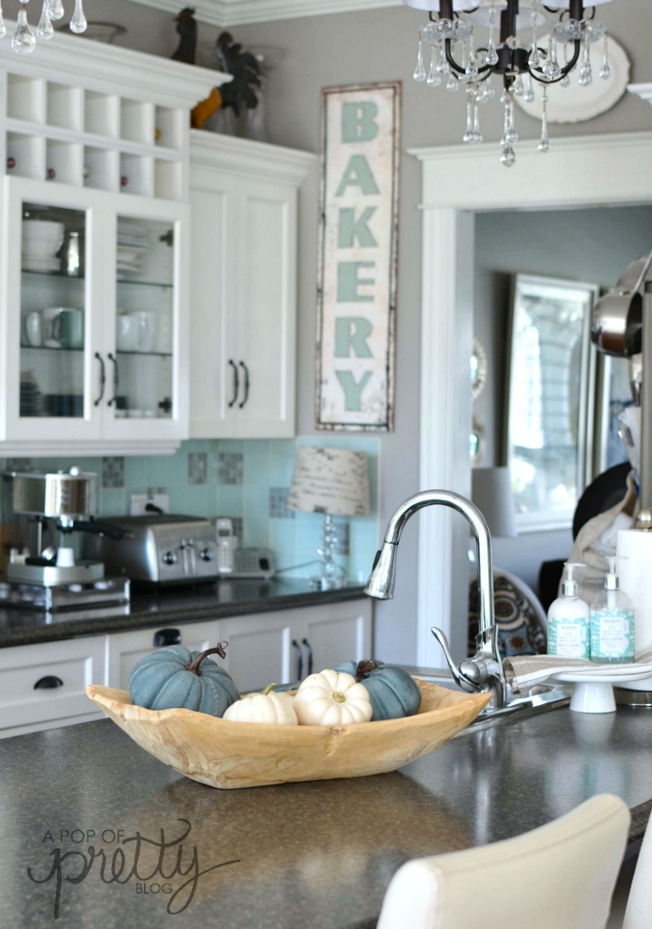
[
  {"x1": 0, "y1": 636, "x2": 106, "y2": 737},
  {"x1": 106, "y1": 619, "x2": 220, "y2": 691},
  {"x1": 0, "y1": 33, "x2": 222, "y2": 456},
  {"x1": 189, "y1": 132, "x2": 316, "y2": 439},
  {"x1": 217, "y1": 598, "x2": 373, "y2": 692}
]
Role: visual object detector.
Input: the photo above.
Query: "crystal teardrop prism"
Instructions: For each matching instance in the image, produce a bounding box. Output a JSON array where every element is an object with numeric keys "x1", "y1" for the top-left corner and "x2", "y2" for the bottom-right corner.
[
  {"x1": 523, "y1": 74, "x2": 535, "y2": 103},
  {"x1": 46, "y1": 0, "x2": 64, "y2": 20},
  {"x1": 538, "y1": 86, "x2": 550, "y2": 153},
  {"x1": 446, "y1": 74, "x2": 459, "y2": 93},
  {"x1": 600, "y1": 35, "x2": 611, "y2": 80},
  {"x1": 413, "y1": 39, "x2": 427, "y2": 83},
  {"x1": 427, "y1": 48, "x2": 441, "y2": 87},
  {"x1": 69, "y1": 0, "x2": 87, "y2": 33},
  {"x1": 513, "y1": 74, "x2": 525, "y2": 97},
  {"x1": 436, "y1": 45, "x2": 449, "y2": 75},
  {"x1": 36, "y1": 0, "x2": 54, "y2": 39},
  {"x1": 463, "y1": 91, "x2": 475, "y2": 143},
  {"x1": 12, "y1": 6, "x2": 36, "y2": 54},
  {"x1": 500, "y1": 144, "x2": 516, "y2": 168}
]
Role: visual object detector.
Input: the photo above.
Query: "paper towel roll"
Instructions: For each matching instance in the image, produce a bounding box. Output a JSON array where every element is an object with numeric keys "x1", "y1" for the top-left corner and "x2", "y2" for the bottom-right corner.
[{"x1": 616, "y1": 529, "x2": 652, "y2": 690}]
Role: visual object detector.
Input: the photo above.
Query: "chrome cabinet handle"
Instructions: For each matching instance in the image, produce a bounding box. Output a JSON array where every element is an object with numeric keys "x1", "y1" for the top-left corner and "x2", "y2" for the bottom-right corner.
[
  {"x1": 153, "y1": 628, "x2": 182, "y2": 647},
  {"x1": 301, "y1": 638, "x2": 313, "y2": 676},
  {"x1": 34, "y1": 675, "x2": 63, "y2": 689},
  {"x1": 228, "y1": 359, "x2": 239, "y2": 408},
  {"x1": 292, "y1": 639, "x2": 303, "y2": 681},
  {"x1": 107, "y1": 353, "x2": 119, "y2": 406},
  {"x1": 94, "y1": 353, "x2": 106, "y2": 407},
  {"x1": 238, "y1": 361, "x2": 250, "y2": 409}
]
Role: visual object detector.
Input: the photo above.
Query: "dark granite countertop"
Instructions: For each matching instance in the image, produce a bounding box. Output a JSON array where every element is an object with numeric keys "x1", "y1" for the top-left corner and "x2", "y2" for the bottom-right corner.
[
  {"x1": 0, "y1": 579, "x2": 367, "y2": 648},
  {"x1": 0, "y1": 703, "x2": 650, "y2": 928}
]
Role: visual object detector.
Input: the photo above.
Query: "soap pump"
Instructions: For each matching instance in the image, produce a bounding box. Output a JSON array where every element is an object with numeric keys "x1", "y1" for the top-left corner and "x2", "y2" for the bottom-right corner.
[
  {"x1": 547, "y1": 562, "x2": 590, "y2": 659},
  {"x1": 590, "y1": 556, "x2": 636, "y2": 663}
]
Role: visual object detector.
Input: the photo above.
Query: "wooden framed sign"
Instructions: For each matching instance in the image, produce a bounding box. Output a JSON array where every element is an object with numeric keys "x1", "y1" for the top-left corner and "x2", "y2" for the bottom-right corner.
[{"x1": 316, "y1": 82, "x2": 400, "y2": 432}]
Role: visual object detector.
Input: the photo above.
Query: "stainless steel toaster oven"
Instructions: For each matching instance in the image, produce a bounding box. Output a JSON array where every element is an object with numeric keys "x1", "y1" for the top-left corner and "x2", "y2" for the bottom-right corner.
[{"x1": 84, "y1": 515, "x2": 218, "y2": 586}]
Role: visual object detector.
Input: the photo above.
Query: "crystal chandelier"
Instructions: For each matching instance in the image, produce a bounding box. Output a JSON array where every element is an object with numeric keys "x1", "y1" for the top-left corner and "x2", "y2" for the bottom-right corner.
[
  {"x1": 407, "y1": 0, "x2": 613, "y2": 165},
  {"x1": 0, "y1": 0, "x2": 87, "y2": 54}
]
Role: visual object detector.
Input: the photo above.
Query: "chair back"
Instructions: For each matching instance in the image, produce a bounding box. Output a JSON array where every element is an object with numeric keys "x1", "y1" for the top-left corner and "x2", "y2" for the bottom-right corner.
[{"x1": 377, "y1": 794, "x2": 630, "y2": 929}]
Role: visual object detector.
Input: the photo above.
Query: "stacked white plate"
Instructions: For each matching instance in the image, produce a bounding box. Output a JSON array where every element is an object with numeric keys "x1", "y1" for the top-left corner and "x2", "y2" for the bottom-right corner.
[
  {"x1": 117, "y1": 222, "x2": 149, "y2": 275},
  {"x1": 22, "y1": 220, "x2": 64, "y2": 273}
]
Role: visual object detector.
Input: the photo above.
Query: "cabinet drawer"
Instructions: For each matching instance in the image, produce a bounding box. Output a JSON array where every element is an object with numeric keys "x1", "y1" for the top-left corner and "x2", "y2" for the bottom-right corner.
[
  {"x1": 0, "y1": 638, "x2": 106, "y2": 730},
  {"x1": 107, "y1": 620, "x2": 219, "y2": 690}
]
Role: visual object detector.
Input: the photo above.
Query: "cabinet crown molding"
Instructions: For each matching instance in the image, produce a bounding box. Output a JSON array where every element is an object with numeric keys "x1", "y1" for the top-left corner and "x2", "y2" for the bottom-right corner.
[
  {"x1": 128, "y1": 0, "x2": 399, "y2": 27},
  {"x1": 0, "y1": 21, "x2": 228, "y2": 109},
  {"x1": 190, "y1": 130, "x2": 316, "y2": 185},
  {"x1": 628, "y1": 83, "x2": 652, "y2": 107}
]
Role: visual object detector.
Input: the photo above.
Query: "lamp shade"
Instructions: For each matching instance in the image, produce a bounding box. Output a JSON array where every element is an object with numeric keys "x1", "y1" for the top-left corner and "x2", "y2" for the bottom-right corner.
[
  {"x1": 287, "y1": 447, "x2": 370, "y2": 517},
  {"x1": 401, "y1": 0, "x2": 480, "y2": 10},
  {"x1": 471, "y1": 467, "x2": 517, "y2": 539}
]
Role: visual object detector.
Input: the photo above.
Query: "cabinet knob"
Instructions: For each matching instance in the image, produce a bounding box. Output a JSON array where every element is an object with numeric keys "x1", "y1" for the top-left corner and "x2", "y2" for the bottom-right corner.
[
  {"x1": 34, "y1": 675, "x2": 64, "y2": 690},
  {"x1": 162, "y1": 550, "x2": 178, "y2": 565},
  {"x1": 153, "y1": 628, "x2": 182, "y2": 647},
  {"x1": 199, "y1": 548, "x2": 214, "y2": 561}
]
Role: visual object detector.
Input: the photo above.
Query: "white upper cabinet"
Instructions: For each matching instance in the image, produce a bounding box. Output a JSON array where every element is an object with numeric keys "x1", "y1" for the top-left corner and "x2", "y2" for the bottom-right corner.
[
  {"x1": 0, "y1": 31, "x2": 224, "y2": 455},
  {"x1": 188, "y1": 132, "x2": 316, "y2": 439}
]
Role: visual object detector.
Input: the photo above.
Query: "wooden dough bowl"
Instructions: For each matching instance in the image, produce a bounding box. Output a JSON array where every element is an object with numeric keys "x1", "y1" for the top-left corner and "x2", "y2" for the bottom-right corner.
[{"x1": 86, "y1": 681, "x2": 490, "y2": 790}]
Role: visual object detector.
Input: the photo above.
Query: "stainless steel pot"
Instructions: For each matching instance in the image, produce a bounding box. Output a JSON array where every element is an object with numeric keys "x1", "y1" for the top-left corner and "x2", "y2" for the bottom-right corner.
[
  {"x1": 10, "y1": 467, "x2": 97, "y2": 518},
  {"x1": 592, "y1": 253, "x2": 651, "y2": 357}
]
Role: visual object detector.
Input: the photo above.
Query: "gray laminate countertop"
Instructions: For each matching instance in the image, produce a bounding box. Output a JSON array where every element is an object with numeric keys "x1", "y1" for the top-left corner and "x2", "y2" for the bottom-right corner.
[
  {"x1": 0, "y1": 579, "x2": 367, "y2": 648},
  {"x1": 1, "y1": 703, "x2": 651, "y2": 929}
]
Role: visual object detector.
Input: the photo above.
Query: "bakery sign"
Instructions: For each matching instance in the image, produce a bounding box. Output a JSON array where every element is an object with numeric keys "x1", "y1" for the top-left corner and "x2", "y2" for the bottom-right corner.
[{"x1": 316, "y1": 82, "x2": 400, "y2": 432}]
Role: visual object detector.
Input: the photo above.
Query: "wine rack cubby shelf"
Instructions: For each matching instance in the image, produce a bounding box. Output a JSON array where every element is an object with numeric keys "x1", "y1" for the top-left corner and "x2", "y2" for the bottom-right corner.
[{"x1": 0, "y1": 28, "x2": 226, "y2": 203}]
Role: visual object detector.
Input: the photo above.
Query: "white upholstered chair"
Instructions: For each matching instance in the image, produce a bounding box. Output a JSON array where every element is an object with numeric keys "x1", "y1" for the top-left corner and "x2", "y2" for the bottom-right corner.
[
  {"x1": 622, "y1": 811, "x2": 652, "y2": 929},
  {"x1": 377, "y1": 794, "x2": 630, "y2": 929}
]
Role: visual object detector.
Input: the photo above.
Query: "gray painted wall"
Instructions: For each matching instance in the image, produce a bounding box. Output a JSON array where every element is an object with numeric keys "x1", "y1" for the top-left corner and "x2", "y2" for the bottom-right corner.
[
  {"x1": 474, "y1": 205, "x2": 652, "y2": 590},
  {"x1": 52, "y1": 0, "x2": 652, "y2": 662}
]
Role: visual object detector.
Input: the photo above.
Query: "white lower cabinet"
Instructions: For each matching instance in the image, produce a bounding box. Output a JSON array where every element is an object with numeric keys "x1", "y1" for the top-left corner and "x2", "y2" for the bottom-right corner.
[
  {"x1": 0, "y1": 637, "x2": 106, "y2": 737},
  {"x1": 0, "y1": 598, "x2": 373, "y2": 737}
]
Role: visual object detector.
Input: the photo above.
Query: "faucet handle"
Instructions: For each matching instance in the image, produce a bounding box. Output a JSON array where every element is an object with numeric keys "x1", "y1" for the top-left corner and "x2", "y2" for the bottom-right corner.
[{"x1": 430, "y1": 627, "x2": 481, "y2": 694}]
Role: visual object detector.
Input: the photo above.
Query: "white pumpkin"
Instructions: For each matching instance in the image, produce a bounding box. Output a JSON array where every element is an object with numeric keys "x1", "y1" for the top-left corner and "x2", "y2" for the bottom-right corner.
[
  {"x1": 293, "y1": 669, "x2": 373, "y2": 726},
  {"x1": 223, "y1": 684, "x2": 298, "y2": 725}
]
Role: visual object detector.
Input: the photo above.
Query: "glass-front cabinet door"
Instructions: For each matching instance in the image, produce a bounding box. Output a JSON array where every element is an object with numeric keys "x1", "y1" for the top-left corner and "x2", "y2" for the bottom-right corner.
[
  {"x1": 3, "y1": 178, "x2": 104, "y2": 442},
  {"x1": 103, "y1": 200, "x2": 187, "y2": 443}
]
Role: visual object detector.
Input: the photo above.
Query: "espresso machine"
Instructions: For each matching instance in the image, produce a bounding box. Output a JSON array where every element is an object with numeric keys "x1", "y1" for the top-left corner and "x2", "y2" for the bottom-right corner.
[{"x1": 0, "y1": 467, "x2": 130, "y2": 612}]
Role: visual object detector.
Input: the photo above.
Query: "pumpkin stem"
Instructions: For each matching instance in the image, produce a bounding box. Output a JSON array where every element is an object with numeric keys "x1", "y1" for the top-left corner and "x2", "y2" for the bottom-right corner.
[
  {"x1": 355, "y1": 659, "x2": 379, "y2": 682},
  {"x1": 185, "y1": 641, "x2": 229, "y2": 676},
  {"x1": 261, "y1": 683, "x2": 276, "y2": 696}
]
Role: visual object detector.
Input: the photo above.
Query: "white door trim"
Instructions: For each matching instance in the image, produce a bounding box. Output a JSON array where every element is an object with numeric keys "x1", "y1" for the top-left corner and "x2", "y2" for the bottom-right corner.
[{"x1": 409, "y1": 130, "x2": 652, "y2": 667}]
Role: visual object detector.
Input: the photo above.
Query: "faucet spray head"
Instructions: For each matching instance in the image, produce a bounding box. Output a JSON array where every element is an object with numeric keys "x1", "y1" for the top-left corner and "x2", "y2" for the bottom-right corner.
[{"x1": 364, "y1": 542, "x2": 398, "y2": 600}]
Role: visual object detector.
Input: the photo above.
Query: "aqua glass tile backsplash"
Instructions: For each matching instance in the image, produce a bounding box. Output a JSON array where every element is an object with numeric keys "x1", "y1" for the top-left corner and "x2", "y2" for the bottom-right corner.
[{"x1": 0, "y1": 436, "x2": 379, "y2": 583}]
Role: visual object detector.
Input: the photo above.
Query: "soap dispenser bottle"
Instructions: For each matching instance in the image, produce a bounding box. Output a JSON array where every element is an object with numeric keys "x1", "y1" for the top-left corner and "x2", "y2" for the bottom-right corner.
[
  {"x1": 590, "y1": 556, "x2": 635, "y2": 663},
  {"x1": 547, "y1": 563, "x2": 590, "y2": 659}
]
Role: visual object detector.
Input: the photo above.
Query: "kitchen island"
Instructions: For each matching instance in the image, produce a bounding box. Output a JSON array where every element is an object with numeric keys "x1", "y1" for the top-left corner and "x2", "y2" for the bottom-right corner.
[{"x1": 0, "y1": 701, "x2": 650, "y2": 929}]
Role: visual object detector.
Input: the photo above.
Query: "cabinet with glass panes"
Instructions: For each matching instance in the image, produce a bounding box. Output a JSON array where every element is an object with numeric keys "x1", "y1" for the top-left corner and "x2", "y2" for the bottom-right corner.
[{"x1": 0, "y1": 31, "x2": 223, "y2": 454}]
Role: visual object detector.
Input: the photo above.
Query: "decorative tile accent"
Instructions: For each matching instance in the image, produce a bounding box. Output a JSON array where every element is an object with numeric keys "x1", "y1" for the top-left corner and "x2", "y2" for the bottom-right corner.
[
  {"x1": 218, "y1": 452, "x2": 244, "y2": 486},
  {"x1": 188, "y1": 452, "x2": 208, "y2": 486},
  {"x1": 269, "y1": 486, "x2": 295, "y2": 520},
  {"x1": 102, "y1": 457, "x2": 124, "y2": 489}
]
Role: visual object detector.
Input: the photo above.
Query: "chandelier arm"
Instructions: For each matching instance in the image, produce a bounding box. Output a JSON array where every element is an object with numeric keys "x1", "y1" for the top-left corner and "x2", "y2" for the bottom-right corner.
[
  {"x1": 529, "y1": 37, "x2": 581, "y2": 83},
  {"x1": 444, "y1": 37, "x2": 468, "y2": 76}
]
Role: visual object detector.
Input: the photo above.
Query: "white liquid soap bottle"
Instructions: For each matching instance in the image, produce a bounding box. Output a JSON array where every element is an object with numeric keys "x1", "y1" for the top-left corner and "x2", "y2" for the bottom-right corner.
[
  {"x1": 590, "y1": 556, "x2": 635, "y2": 663},
  {"x1": 547, "y1": 563, "x2": 590, "y2": 659}
]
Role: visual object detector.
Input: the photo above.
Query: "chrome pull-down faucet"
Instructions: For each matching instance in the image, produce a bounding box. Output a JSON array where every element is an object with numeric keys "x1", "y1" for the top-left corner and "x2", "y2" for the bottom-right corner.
[{"x1": 364, "y1": 490, "x2": 507, "y2": 708}]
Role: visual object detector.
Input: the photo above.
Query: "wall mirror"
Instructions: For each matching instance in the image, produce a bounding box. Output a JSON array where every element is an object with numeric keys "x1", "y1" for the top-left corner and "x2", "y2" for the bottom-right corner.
[{"x1": 505, "y1": 274, "x2": 599, "y2": 532}]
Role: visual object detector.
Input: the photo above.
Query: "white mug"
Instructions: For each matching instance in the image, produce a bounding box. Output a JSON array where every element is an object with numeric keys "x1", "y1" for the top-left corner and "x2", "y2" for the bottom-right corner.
[
  {"x1": 23, "y1": 311, "x2": 42, "y2": 347},
  {"x1": 116, "y1": 312, "x2": 158, "y2": 353},
  {"x1": 41, "y1": 307, "x2": 64, "y2": 348}
]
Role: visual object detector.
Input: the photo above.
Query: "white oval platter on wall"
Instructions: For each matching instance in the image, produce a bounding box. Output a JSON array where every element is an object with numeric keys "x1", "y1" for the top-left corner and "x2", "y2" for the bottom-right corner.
[{"x1": 514, "y1": 35, "x2": 630, "y2": 124}]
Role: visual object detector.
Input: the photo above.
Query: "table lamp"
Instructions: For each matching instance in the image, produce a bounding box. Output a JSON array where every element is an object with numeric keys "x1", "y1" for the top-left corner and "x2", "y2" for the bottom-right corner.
[{"x1": 287, "y1": 446, "x2": 370, "y2": 590}]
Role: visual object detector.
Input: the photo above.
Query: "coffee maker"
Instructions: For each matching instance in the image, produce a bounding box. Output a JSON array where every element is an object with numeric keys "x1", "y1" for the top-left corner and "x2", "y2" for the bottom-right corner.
[{"x1": 1, "y1": 467, "x2": 130, "y2": 612}]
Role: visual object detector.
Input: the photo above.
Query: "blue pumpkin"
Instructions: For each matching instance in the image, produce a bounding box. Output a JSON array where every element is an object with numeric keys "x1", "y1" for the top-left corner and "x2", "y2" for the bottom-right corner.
[
  {"x1": 335, "y1": 659, "x2": 421, "y2": 721},
  {"x1": 129, "y1": 642, "x2": 239, "y2": 716}
]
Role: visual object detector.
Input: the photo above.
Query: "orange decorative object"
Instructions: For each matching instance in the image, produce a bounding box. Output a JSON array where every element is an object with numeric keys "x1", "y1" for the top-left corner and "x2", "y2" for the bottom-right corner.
[{"x1": 191, "y1": 88, "x2": 223, "y2": 129}]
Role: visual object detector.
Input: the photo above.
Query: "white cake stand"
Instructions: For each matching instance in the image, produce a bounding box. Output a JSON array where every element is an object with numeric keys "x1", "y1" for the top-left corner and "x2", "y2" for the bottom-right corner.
[{"x1": 550, "y1": 667, "x2": 652, "y2": 714}]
